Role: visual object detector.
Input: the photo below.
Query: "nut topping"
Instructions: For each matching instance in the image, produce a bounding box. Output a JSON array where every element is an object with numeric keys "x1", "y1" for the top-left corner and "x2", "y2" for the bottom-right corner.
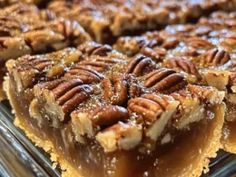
[
  {"x1": 101, "y1": 74, "x2": 128, "y2": 105},
  {"x1": 71, "y1": 105, "x2": 129, "y2": 138},
  {"x1": 34, "y1": 78, "x2": 93, "y2": 123},
  {"x1": 128, "y1": 94, "x2": 179, "y2": 141},
  {"x1": 185, "y1": 37, "x2": 214, "y2": 49},
  {"x1": 164, "y1": 57, "x2": 201, "y2": 79},
  {"x1": 65, "y1": 65, "x2": 104, "y2": 84},
  {"x1": 143, "y1": 68, "x2": 187, "y2": 93},
  {"x1": 162, "y1": 37, "x2": 179, "y2": 49},
  {"x1": 78, "y1": 41, "x2": 112, "y2": 56},
  {"x1": 203, "y1": 48, "x2": 231, "y2": 66},
  {"x1": 140, "y1": 47, "x2": 166, "y2": 61},
  {"x1": 92, "y1": 105, "x2": 129, "y2": 126},
  {"x1": 126, "y1": 55, "x2": 156, "y2": 76}
]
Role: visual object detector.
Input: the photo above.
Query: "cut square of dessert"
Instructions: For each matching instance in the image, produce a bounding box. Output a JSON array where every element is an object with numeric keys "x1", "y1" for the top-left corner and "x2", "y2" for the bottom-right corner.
[
  {"x1": 0, "y1": 3, "x2": 90, "y2": 99},
  {"x1": 47, "y1": 0, "x2": 236, "y2": 44},
  {"x1": 114, "y1": 11, "x2": 236, "y2": 154},
  {"x1": 5, "y1": 41, "x2": 225, "y2": 177}
]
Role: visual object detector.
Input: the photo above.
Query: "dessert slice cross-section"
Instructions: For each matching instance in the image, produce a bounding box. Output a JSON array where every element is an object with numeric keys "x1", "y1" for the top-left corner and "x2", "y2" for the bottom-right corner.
[{"x1": 5, "y1": 42, "x2": 225, "y2": 177}]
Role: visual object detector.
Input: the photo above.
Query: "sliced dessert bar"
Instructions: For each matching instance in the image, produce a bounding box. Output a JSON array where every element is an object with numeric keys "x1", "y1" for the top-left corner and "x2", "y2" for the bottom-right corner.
[
  {"x1": 114, "y1": 11, "x2": 236, "y2": 153},
  {"x1": 0, "y1": 3, "x2": 90, "y2": 99},
  {"x1": 48, "y1": 0, "x2": 236, "y2": 43},
  {"x1": 5, "y1": 41, "x2": 225, "y2": 177}
]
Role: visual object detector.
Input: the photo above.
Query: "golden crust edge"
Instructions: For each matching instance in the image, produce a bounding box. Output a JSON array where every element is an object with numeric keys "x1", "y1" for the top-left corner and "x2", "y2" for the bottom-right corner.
[
  {"x1": 192, "y1": 104, "x2": 225, "y2": 177},
  {"x1": 14, "y1": 117, "x2": 82, "y2": 177}
]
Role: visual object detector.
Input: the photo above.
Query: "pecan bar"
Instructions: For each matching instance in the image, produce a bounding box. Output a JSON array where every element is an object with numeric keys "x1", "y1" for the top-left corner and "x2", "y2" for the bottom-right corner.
[
  {"x1": 48, "y1": 0, "x2": 236, "y2": 43},
  {"x1": 114, "y1": 11, "x2": 236, "y2": 154},
  {"x1": 5, "y1": 41, "x2": 225, "y2": 177},
  {"x1": 0, "y1": 3, "x2": 90, "y2": 99}
]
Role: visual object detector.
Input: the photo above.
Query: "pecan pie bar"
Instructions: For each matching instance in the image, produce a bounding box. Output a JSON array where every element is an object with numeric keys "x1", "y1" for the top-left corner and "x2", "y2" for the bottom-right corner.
[
  {"x1": 114, "y1": 11, "x2": 236, "y2": 154},
  {"x1": 5, "y1": 41, "x2": 225, "y2": 177},
  {"x1": 0, "y1": 3, "x2": 90, "y2": 99},
  {"x1": 48, "y1": 0, "x2": 236, "y2": 43}
]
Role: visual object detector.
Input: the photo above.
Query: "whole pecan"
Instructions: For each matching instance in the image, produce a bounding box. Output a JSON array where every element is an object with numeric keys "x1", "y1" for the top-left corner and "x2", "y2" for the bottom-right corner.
[
  {"x1": 78, "y1": 41, "x2": 112, "y2": 56},
  {"x1": 65, "y1": 65, "x2": 104, "y2": 84},
  {"x1": 101, "y1": 74, "x2": 128, "y2": 105},
  {"x1": 50, "y1": 19, "x2": 90, "y2": 45},
  {"x1": 101, "y1": 74, "x2": 142, "y2": 105},
  {"x1": 143, "y1": 68, "x2": 187, "y2": 93},
  {"x1": 141, "y1": 46, "x2": 166, "y2": 61},
  {"x1": 34, "y1": 78, "x2": 93, "y2": 123},
  {"x1": 126, "y1": 55, "x2": 156, "y2": 76},
  {"x1": 204, "y1": 48, "x2": 231, "y2": 66},
  {"x1": 162, "y1": 37, "x2": 179, "y2": 49},
  {"x1": 128, "y1": 94, "x2": 171, "y2": 123},
  {"x1": 71, "y1": 105, "x2": 129, "y2": 139},
  {"x1": 128, "y1": 94, "x2": 179, "y2": 141},
  {"x1": 91, "y1": 105, "x2": 129, "y2": 126},
  {"x1": 164, "y1": 57, "x2": 201, "y2": 79},
  {"x1": 185, "y1": 37, "x2": 214, "y2": 49}
]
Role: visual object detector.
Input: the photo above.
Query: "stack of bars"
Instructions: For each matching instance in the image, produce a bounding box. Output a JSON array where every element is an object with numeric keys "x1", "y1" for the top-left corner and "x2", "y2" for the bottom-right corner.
[{"x1": 1, "y1": 1, "x2": 236, "y2": 177}]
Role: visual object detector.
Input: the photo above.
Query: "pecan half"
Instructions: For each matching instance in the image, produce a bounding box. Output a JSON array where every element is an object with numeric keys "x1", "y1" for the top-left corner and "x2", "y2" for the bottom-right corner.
[
  {"x1": 128, "y1": 94, "x2": 179, "y2": 141},
  {"x1": 71, "y1": 105, "x2": 129, "y2": 139},
  {"x1": 162, "y1": 37, "x2": 179, "y2": 49},
  {"x1": 140, "y1": 46, "x2": 166, "y2": 61},
  {"x1": 65, "y1": 65, "x2": 104, "y2": 84},
  {"x1": 185, "y1": 37, "x2": 214, "y2": 49},
  {"x1": 101, "y1": 74, "x2": 143, "y2": 105},
  {"x1": 33, "y1": 78, "x2": 93, "y2": 124},
  {"x1": 143, "y1": 68, "x2": 187, "y2": 93},
  {"x1": 164, "y1": 57, "x2": 201, "y2": 79},
  {"x1": 50, "y1": 19, "x2": 90, "y2": 45},
  {"x1": 126, "y1": 55, "x2": 156, "y2": 76},
  {"x1": 203, "y1": 48, "x2": 231, "y2": 66},
  {"x1": 96, "y1": 122, "x2": 142, "y2": 152},
  {"x1": 101, "y1": 74, "x2": 128, "y2": 105},
  {"x1": 78, "y1": 41, "x2": 112, "y2": 56},
  {"x1": 23, "y1": 29, "x2": 66, "y2": 52}
]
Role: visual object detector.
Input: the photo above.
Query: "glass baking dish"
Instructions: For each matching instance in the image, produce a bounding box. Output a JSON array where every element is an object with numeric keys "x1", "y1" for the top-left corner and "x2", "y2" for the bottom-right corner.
[{"x1": 0, "y1": 101, "x2": 235, "y2": 177}]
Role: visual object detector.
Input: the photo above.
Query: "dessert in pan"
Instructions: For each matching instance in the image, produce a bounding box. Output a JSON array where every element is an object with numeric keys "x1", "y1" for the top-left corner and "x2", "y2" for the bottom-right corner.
[
  {"x1": 114, "y1": 11, "x2": 236, "y2": 154},
  {"x1": 47, "y1": 0, "x2": 236, "y2": 44},
  {"x1": 5, "y1": 40, "x2": 225, "y2": 177},
  {"x1": 0, "y1": 3, "x2": 90, "y2": 99}
]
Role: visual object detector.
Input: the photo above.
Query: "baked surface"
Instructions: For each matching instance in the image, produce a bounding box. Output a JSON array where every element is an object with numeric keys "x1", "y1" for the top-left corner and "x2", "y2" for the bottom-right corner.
[
  {"x1": 0, "y1": 2, "x2": 90, "y2": 99},
  {"x1": 5, "y1": 41, "x2": 226, "y2": 177},
  {"x1": 2, "y1": 1, "x2": 236, "y2": 177},
  {"x1": 114, "y1": 11, "x2": 236, "y2": 154},
  {"x1": 48, "y1": 0, "x2": 236, "y2": 43}
]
